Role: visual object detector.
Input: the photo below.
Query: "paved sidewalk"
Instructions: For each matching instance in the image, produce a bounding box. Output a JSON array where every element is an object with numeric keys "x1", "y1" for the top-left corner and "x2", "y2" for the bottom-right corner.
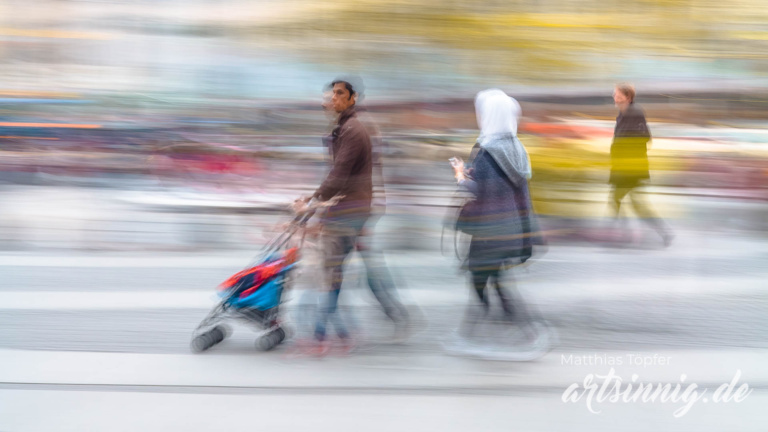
[
  {"x1": 1, "y1": 347, "x2": 765, "y2": 432},
  {"x1": 0, "y1": 227, "x2": 766, "y2": 431}
]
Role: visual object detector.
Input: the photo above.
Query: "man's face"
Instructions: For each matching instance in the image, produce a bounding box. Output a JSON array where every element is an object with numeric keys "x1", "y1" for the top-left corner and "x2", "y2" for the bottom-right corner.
[
  {"x1": 613, "y1": 88, "x2": 630, "y2": 110},
  {"x1": 331, "y1": 82, "x2": 355, "y2": 113}
]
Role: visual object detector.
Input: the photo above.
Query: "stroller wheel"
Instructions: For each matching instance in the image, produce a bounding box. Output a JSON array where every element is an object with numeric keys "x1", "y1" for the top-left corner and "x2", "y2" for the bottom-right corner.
[
  {"x1": 256, "y1": 334, "x2": 274, "y2": 351},
  {"x1": 209, "y1": 326, "x2": 227, "y2": 345},
  {"x1": 191, "y1": 326, "x2": 228, "y2": 353},
  {"x1": 256, "y1": 329, "x2": 282, "y2": 351},
  {"x1": 191, "y1": 333, "x2": 213, "y2": 353}
]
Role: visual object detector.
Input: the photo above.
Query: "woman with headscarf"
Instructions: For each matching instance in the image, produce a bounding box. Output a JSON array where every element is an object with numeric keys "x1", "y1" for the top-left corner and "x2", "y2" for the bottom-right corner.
[{"x1": 450, "y1": 89, "x2": 540, "y2": 338}]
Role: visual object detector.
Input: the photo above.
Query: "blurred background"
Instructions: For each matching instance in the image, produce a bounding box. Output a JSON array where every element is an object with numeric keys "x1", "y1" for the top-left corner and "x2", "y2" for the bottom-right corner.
[
  {"x1": 0, "y1": 1, "x2": 767, "y2": 430},
  {"x1": 0, "y1": 0, "x2": 766, "y2": 249}
]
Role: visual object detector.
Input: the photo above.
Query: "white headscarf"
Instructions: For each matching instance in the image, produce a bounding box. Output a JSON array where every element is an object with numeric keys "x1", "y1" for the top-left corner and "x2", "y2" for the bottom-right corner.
[
  {"x1": 475, "y1": 88, "x2": 521, "y2": 137},
  {"x1": 474, "y1": 89, "x2": 531, "y2": 185}
]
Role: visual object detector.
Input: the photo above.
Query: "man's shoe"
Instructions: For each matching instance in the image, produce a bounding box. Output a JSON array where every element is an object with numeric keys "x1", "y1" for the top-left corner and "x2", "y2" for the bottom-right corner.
[
  {"x1": 335, "y1": 337, "x2": 357, "y2": 356},
  {"x1": 309, "y1": 340, "x2": 330, "y2": 357}
]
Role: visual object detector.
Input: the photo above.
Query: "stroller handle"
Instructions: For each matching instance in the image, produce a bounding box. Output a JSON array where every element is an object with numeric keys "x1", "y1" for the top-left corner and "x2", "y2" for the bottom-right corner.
[
  {"x1": 293, "y1": 194, "x2": 345, "y2": 214},
  {"x1": 261, "y1": 194, "x2": 344, "y2": 254}
]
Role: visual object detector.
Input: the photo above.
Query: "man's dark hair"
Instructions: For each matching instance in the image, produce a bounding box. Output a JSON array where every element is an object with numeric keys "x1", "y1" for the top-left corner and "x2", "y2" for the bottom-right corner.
[
  {"x1": 328, "y1": 75, "x2": 365, "y2": 102},
  {"x1": 331, "y1": 80, "x2": 356, "y2": 100}
]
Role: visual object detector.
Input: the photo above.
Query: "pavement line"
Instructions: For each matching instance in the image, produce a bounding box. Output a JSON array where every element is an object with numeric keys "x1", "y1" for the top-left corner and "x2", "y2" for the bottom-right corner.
[
  {"x1": 0, "y1": 382, "x2": 590, "y2": 395},
  {"x1": 0, "y1": 275, "x2": 764, "y2": 310},
  {"x1": 0, "y1": 348, "x2": 766, "y2": 390},
  {"x1": 3, "y1": 382, "x2": 766, "y2": 395},
  {"x1": 0, "y1": 291, "x2": 219, "y2": 310},
  {"x1": 0, "y1": 289, "x2": 466, "y2": 310}
]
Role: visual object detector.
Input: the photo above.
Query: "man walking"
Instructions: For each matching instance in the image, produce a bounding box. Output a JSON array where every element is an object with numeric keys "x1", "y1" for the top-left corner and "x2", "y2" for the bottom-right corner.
[{"x1": 300, "y1": 76, "x2": 408, "y2": 354}]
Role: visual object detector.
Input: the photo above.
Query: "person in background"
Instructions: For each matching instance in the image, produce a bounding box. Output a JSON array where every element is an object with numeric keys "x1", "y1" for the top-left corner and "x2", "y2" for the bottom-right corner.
[{"x1": 609, "y1": 83, "x2": 673, "y2": 247}]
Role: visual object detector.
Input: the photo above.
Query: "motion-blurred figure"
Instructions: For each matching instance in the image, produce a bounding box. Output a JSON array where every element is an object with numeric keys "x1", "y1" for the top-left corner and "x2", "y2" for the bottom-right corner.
[
  {"x1": 609, "y1": 83, "x2": 673, "y2": 246},
  {"x1": 450, "y1": 89, "x2": 545, "y2": 354},
  {"x1": 298, "y1": 76, "x2": 408, "y2": 354},
  {"x1": 354, "y1": 132, "x2": 412, "y2": 343},
  {"x1": 323, "y1": 78, "x2": 411, "y2": 344}
]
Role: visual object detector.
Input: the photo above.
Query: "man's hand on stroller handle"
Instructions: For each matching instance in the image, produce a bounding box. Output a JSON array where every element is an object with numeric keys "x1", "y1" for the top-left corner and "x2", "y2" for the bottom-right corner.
[
  {"x1": 291, "y1": 196, "x2": 311, "y2": 215},
  {"x1": 315, "y1": 194, "x2": 345, "y2": 208},
  {"x1": 291, "y1": 194, "x2": 345, "y2": 215}
]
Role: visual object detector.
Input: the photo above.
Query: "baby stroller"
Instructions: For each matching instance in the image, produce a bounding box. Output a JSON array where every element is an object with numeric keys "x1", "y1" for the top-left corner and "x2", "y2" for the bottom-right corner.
[{"x1": 190, "y1": 197, "x2": 336, "y2": 353}]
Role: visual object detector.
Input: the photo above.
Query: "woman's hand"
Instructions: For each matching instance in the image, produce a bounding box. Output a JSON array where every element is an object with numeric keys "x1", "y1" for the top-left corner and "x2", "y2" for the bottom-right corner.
[{"x1": 450, "y1": 157, "x2": 465, "y2": 181}]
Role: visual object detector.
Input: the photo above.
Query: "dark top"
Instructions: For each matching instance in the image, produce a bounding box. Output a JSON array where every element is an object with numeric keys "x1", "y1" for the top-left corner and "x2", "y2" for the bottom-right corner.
[
  {"x1": 462, "y1": 141, "x2": 536, "y2": 271},
  {"x1": 610, "y1": 102, "x2": 651, "y2": 186}
]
